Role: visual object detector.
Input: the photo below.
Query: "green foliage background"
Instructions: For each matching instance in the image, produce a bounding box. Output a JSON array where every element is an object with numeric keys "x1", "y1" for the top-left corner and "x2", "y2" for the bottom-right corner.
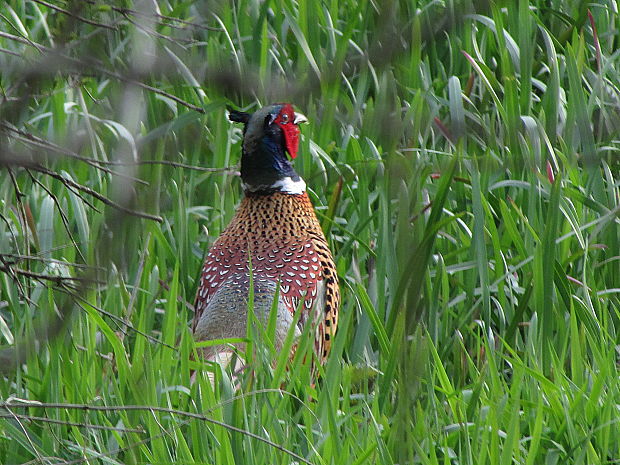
[{"x1": 1, "y1": 0, "x2": 619, "y2": 464}]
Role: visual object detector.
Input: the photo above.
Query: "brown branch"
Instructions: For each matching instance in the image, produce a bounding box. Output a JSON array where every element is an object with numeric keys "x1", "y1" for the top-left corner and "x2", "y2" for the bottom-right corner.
[
  {"x1": 6, "y1": 166, "x2": 31, "y2": 258},
  {"x1": 30, "y1": 164, "x2": 163, "y2": 223},
  {"x1": 2, "y1": 400, "x2": 313, "y2": 465},
  {"x1": 121, "y1": 232, "x2": 150, "y2": 343},
  {"x1": 27, "y1": 170, "x2": 87, "y2": 263},
  {"x1": 65, "y1": 286, "x2": 176, "y2": 350},
  {"x1": 0, "y1": 31, "x2": 205, "y2": 114},
  {"x1": 0, "y1": 253, "x2": 100, "y2": 270},
  {"x1": 0, "y1": 412, "x2": 145, "y2": 433},
  {"x1": 103, "y1": 159, "x2": 237, "y2": 173},
  {"x1": 1, "y1": 122, "x2": 149, "y2": 185},
  {"x1": 31, "y1": 0, "x2": 117, "y2": 31},
  {"x1": 0, "y1": 258, "x2": 31, "y2": 305},
  {"x1": 0, "y1": 213, "x2": 20, "y2": 252},
  {"x1": 0, "y1": 47, "x2": 21, "y2": 57},
  {"x1": 0, "y1": 264, "x2": 102, "y2": 285},
  {"x1": 0, "y1": 148, "x2": 163, "y2": 223},
  {"x1": 0, "y1": 153, "x2": 119, "y2": 216},
  {"x1": 112, "y1": 72, "x2": 206, "y2": 114},
  {"x1": 80, "y1": 0, "x2": 222, "y2": 32},
  {"x1": 0, "y1": 31, "x2": 45, "y2": 53},
  {"x1": 2, "y1": 124, "x2": 233, "y2": 174},
  {"x1": 158, "y1": 278, "x2": 195, "y2": 313},
  {"x1": 1, "y1": 408, "x2": 45, "y2": 463},
  {"x1": 0, "y1": 285, "x2": 78, "y2": 375},
  {"x1": 121, "y1": 13, "x2": 190, "y2": 44}
]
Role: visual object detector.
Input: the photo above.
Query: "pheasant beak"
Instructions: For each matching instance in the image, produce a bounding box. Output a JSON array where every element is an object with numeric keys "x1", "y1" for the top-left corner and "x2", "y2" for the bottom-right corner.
[{"x1": 294, "y1": 112, "x2": 308, "y2": 125}]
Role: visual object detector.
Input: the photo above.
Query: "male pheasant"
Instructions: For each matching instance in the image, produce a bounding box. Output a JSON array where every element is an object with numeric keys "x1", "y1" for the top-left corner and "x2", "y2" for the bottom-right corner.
[{"x1": 193, "y1": 103, "x2": 339, "y2": 369}]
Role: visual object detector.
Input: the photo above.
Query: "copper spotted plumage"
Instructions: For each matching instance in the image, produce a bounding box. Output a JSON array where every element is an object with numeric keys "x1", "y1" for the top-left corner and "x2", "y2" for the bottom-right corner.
[{"x1": 193, "y1": 103, "x2": 339, "y2": 367}]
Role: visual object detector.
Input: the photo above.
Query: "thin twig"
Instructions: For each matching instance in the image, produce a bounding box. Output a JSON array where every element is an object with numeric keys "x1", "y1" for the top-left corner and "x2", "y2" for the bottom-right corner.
[
  {"x1": 158, "y1": 278, "x2": 195, "y2": 313},
  {"x1": 1, "y1": 407, "x2": 46, "y2": 464},
  {"x1": 0, "y1": 258, "x2": 32, "y2": 305},
  {"x1": 121, "y1": 232, "x2": 151, "y2": 342},
  {"x1": 80, "y1": 0, "x2": 222, "y2": 31},
  {"x1": 1, "y1": 122, "x2": 149, "y2": 185},
  {"x1": 6, "y1": 166, "x2": 31, "y2": 259},
  {"x1": 0, "y1": 264, "x2": 102, "y2": 285},
  {"x1": 30, "y1": 164, "x2": 163, "y2": 223},
  {"x1": 0, "y1": 46, "x2": 21, "y2": 57},
  {"x1": 0, "y1": 412, "x2": 145, "y2": 433},
  {"x1": 1, "y1": 124, "x2": 233, "y2": 174},
  {"x1": 102, "y1": 159, "x2": 237, "y2": 173},
  {"x1": 121, "y1": 12, "x2": 194, "y2": 44},
  {"x1": 27, "y1": 170, "x2": 87, "y2": 263},
  {"x1": 0, "y1": 30, "x2": 45, "y2": 53},
  {"x1": 0, "y1": 212, "x2": 20, "y2": 253},
  {"x1": 0, "y1": 253, "x2": 102, "y2": 271},
  {"x1": 2, "y1": 400, "x2": 313, "y2": 465},
  {"x1": 31, "y1": 0, "x2": 117, "y2": 30},
  {"x1": 0, "y1": 31, "x2": 205, "y2": 114},
  {"x1": 65, "y1": 286, "x2": 176, "y2": 350}
]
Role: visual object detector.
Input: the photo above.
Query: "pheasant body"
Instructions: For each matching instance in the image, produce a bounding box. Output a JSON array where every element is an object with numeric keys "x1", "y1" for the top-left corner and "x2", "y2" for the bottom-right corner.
[{"x1": 193, "y1": 104, "x2": 339, "y2": 365}]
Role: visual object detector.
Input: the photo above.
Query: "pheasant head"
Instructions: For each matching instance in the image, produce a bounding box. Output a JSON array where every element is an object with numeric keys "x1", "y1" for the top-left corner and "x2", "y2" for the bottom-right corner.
[{"x1": 228, "y1": 103, "x2": 308, "y2": 194}]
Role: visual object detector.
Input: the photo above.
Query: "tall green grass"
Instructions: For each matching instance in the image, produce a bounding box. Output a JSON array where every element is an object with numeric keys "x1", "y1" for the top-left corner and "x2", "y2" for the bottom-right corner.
[{"x1": 1, "y1": 1, "x2": 619, "y2": 464}]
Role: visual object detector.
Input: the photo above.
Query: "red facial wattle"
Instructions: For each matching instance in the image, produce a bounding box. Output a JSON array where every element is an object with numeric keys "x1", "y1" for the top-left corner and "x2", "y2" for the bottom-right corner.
[{"x1": 274, "y1": 104, "x2": 301, "y2": 159}]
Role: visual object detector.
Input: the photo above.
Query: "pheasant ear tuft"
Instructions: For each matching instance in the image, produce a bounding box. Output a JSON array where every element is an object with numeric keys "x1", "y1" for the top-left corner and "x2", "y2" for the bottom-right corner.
[{"x1": 227, "y1": 107, "x2": 251, "y2": 124}]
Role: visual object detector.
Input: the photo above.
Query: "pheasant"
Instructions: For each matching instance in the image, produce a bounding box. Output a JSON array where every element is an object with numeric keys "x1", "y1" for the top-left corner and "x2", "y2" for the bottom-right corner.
[{"x1": 192, "y1": 103, "x2": 339, "y2": 370}]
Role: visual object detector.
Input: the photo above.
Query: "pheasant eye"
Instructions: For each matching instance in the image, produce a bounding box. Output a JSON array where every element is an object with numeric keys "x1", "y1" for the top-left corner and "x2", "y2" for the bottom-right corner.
[{"x1": 281, "y1": 113, "x2": 289, "y2": 124}]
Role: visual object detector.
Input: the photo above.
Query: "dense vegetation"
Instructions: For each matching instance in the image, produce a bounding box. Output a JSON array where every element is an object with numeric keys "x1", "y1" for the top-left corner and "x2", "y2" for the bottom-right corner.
[{"x1": 1, "y1": 1, "x2": 619, "y2": 463}]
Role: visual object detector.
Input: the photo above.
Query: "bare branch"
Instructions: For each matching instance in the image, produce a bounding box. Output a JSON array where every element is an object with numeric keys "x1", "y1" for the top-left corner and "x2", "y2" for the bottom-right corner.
[
  {"x1": 30, "y1": 163, "x2": 163, "y2": 223},
  {"x1": 0, "y1": 31, "x2": 205, "y2": 113},
  {"x1": 1, "y1": 122, "x2": 149, "y2": 185},
  {"x1": 0, "y1": 263, "x2": 102, "y2": 285},
  {"x1": 0, "y1": 31, "x2": 45, "y2": 53},
  {"x1": 0, "y1": 412, "x2": 145, "y2": 433},
  {"x1": 103, "y1": 159, "x2": 237, "y2": 173},
  {"x1": 27, "y1": 170, "x2": 87, "y2": 263},
  {"x1": 31, "y1": 0, "x2": 117, "y2": 31},
  {"x1": 80, "y1": 0, "x2": 223, "y2": 32},
  {"x1": 64, "y1": 286, "x2": 176, "y2": 350},
  {"x1": 0, "y1": 253, "x2": 101, "y2": 271},
  {"x1": 2, "y1": 400, "x2": 313, "y2": 465}
]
